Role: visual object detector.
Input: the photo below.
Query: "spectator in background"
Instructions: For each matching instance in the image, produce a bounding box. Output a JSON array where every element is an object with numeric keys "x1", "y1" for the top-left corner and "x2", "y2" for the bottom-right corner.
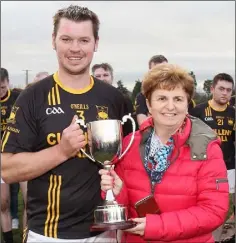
[
  {"x1": 92, "y1": 63, "x2": 113, "y2": 85},
  {"x1": 92, "y1": 62, "x2": 134, "y2": 120},
  {"x1": 33, "y1": 71, "x2": 49, "y2": 83},
  {"x1": 26, "y1": 71, "x2": 49, "y2": 88},
  {"x1": 190, "y1": 73, "x2": 235, "y2": 243},
  {"x1": 135, "y1": 55, "x2": 196, "y2": 127},
  {"x1": 135, "y1": 55, "x2": 168, "y2": 127}
]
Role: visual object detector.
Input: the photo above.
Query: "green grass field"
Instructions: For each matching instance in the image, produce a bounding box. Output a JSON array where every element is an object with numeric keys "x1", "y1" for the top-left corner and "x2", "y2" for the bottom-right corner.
[{"x1": 1, "y1": 192, "x2": 234, "y2": 243}]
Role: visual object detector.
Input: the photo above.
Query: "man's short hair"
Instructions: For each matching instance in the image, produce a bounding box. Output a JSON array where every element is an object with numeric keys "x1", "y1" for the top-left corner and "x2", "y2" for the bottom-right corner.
[
  {"x1": 212, "y1": 73, "x2": 234, "y2": 87},
  {"x1": 1, "y1": 68, "x2": 9, "y2": 82},
  {"x1": 148, "y1": 55, "x2": 168, "y2": 69},
  {"x1": 53, "y1": 5, "x2": 100, "y2": 40},
  {"x1": 91, "y1": 63, "x2": 114, "y2": 77}
]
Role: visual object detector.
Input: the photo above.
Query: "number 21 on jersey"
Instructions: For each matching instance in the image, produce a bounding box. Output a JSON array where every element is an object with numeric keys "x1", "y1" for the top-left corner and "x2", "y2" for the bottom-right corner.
[{"x1": 217, "y1": 119, "x2": 224, "y2": 126}]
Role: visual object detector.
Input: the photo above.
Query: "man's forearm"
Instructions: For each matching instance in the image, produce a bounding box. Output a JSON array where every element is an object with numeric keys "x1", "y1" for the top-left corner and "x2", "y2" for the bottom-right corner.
[{"x1": 1, "y1": 145, "x2": 68, "y2": 183}]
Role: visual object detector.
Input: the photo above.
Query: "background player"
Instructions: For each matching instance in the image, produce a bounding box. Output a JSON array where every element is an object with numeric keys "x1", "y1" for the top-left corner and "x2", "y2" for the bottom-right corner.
[{"x1": 190, "y1": 73, "x2": 235, "y2": 243}]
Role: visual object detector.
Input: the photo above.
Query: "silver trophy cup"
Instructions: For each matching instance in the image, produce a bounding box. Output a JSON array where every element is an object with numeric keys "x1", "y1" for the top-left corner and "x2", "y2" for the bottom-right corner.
[{"x1": 76, "y1": 114, "x2": 136, "y2": 231}]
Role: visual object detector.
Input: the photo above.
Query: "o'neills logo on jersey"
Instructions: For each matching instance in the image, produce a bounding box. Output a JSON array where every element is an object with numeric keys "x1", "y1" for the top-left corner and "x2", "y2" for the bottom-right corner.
[
  {"x1": 205, "y1": 116, "x2": 213, "y2": 122},
  {"x1": 46, "y1": 107, "x2": 64, "y2": 115}
]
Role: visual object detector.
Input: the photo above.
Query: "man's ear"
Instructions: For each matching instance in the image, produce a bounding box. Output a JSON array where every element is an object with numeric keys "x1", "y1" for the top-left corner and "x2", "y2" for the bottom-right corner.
[{"x1": 94, "y1": 36, "x2": 99, "y2": 52}]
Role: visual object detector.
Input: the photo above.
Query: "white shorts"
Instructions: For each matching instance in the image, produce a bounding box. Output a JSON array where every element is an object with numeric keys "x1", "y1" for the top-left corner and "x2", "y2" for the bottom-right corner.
[
  {"x1": 27, "y1": 230, "x2": 117, "y2": 243},
  {"x1": 1, "y1": 177, "x2": 5, "y2": 184},
  {"x1": 227, "y1": 169, "x2": 235, "y2": 194}
]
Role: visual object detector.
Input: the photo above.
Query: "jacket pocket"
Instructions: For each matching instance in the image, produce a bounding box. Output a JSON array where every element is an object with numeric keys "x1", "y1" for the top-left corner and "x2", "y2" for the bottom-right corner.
[{"x1": 216, "y1": 178, "x2": 228, "y2": 191}]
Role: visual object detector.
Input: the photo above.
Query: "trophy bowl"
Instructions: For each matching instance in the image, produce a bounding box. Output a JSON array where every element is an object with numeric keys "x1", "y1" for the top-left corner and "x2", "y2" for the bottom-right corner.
[{"x1": 76, "y1": 114, "x2": 136, "y2": 231}]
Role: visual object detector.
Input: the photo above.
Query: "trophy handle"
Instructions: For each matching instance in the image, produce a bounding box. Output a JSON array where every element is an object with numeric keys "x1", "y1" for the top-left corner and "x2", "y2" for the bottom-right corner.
[
  {"x1": 119, "y1": 113, "x2": 136, "y2": 160},
  {"x1": 75, "y1": 119, "x2": 96, "y2": 162}
]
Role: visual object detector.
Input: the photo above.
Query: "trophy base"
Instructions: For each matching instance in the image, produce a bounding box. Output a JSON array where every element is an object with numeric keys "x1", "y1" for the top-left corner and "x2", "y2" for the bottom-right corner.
[{"x1": 90, "y1": 221, "x2": 136, "y2": 232}]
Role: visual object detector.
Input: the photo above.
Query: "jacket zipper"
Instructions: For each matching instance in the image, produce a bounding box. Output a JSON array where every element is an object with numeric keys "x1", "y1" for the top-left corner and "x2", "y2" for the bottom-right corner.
[{"x1": 216, "y1": 178, "x2": 228, "y2": 190}]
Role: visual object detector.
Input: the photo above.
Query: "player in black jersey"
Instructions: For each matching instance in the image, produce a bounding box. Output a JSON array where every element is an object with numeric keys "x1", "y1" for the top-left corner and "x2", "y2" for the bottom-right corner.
[
  {"x1": 92, "y1": 62, "x2": 135, "y2": 243},
  {"x1": 1, "y1": 67, "x2": 16, "y2": 243},
  {"x1": 0, "y1": 69, "x2": 21, "y2": 138},
  {"x1": 1, "y1": 5, "x2": 130, "y2": 243},
  {"x1": 91, "y1": 62, "x2": 134, "y2": 123},
  {"x1": 229, "y1": 95, "x2": 235, "y2": 108},
  {"x1": 190, "y1": 73, "x2": 235, "y2": 243},
  {"x1": 135, "y1": 55, "x2": 168, "y2": 127},
  {"x1": 187, "y1": 98, "x2": 196, "y2": 114},
  {"x1": 1, "y1": 68, "x2": 28, "y2": 243}
]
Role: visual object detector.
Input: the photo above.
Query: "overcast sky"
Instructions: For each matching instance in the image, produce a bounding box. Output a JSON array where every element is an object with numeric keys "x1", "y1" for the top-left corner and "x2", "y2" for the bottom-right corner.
[{"x1": 1, "y1": 1, "x2": 235, "y2": 91}]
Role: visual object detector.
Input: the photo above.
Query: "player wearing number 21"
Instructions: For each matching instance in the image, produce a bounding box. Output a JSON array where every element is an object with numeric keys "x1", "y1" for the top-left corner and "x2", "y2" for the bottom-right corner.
[{"x1": 190, "y1": 73, "x2": 235, "y2": 243}]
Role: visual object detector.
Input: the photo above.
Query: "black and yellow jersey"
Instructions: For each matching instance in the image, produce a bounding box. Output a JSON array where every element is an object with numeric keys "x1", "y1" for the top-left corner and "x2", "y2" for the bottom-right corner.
[
  {"x1": 135, "y1": 92, "x2": 148, "y2": 116},
  {"x1": 134, "y1": 92, "x2": 196, "y2": 115},
  {"x1": 229, "y1": 95, "x2": 235, "y2": 107},
  {"x1": 1, "y1": 73, "x2": 131, "y2": 239},
  {"x1": 190, "y1": 100, "x2": 235, "y2": 170},
  {"x1": 1, "y1": 89, "x2": 20, "y2": 138},
  {"x1": 187, "y1": 99, "x2": 196, "y2": 114}
]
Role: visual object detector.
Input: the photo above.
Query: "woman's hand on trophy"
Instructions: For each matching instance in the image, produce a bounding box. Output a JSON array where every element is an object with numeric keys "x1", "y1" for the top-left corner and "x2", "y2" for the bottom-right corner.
[
  {"x1": 58, "y1": 115, "x2": 87, "y2": 159},
  {"x1": 124, "y1": 217, "x2": 146, "y2": 236},
  {"x1": 99, "y1": 168, "x2": 123, "y2": 196}
]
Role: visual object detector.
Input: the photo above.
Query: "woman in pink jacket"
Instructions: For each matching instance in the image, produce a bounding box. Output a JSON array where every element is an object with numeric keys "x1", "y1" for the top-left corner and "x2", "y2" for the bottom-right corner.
[{"x1": 99, "y1": 63, "x2": 229, "y2": 243}]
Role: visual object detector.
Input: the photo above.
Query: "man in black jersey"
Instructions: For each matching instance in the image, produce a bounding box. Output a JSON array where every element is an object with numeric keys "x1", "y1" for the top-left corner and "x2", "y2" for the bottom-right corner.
[
  {"x1": 229, "y1": 95, "x2": 235, "y2": 108},
  {"x1": 135, "y1": 55, "x2": 196, "y2": 127},
  {"x1": 1, "y1": 68, "x2": 28, "y2": 243},
  {"x1": 135, "y1": 55, "x2": 168, "y2": 127},
  {"x1": 91, "y1": 63, "x2": 134, "y2": 242},
  {"x1": 190, "y1": 73, "x2": 235, "y2": 243},
  {"x1": 1, "y1": 5, "x2": 130, "y2": 243},
  {"x1": 1, "y1": 68, "x2": 16, "y2": 243}
]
